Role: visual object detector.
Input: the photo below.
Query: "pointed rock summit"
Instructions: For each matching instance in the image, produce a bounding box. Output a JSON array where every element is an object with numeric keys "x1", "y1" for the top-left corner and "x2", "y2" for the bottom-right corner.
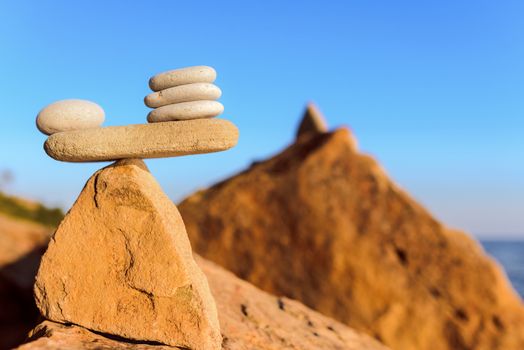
[
  {"x1": 296, "y1": 102, "x2": 328, "y2": 138},
  {"x1": 179, "y1": 108, "x2": 524, "y2": 350},
  {"x1": 34, "y1": 159, "x2": 221, "y2": 349}
]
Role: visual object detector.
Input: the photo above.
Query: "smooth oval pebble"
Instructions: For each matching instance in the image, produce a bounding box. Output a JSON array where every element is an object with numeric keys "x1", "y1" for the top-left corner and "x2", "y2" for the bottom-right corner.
[
  {"x1": 147, "y1": 100, "x2": 224, "y2": 123},
  {"x1": 149, "y1": 66, "x2": 216, "y2": 91},
  {"x1": 36, "y1": 99, "x2": 105, "y2": 136},
  {"x1": 144, "y1": 83, "x2": 222, "y2": 108}
]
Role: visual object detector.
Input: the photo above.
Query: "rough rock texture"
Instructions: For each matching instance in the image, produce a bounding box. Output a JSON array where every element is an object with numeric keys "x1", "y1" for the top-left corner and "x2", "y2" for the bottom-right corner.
[
  {"x1": 296, "y1": 102, "x2": 328, "y2": 138},
  {"x1": 0, "y1": 208, "x2": 386, "y2": 350},
  {"x1": 179, "y1": 125, "x2": 524, "y2": 350},
  {"x1": 34, "y1": 159, "x2": 221, "y2": 349},
  {"x1": 200, "y1": 256, "x2": 388, "y2": 350},
  {"x1": 18, "y1": 256, "x2": 388, "y2": 350},
  {"x1": 0, "y1": 214, "x2": 52, "y2": 349},
  {"x1": 44, "y1": 118, "x2": 238, "y2": 162}
]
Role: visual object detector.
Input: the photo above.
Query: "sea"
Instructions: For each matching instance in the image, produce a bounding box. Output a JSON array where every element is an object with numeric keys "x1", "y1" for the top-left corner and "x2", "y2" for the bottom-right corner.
[{"x1": 481, "y1": 240, "x2": 524, "y2": 299}]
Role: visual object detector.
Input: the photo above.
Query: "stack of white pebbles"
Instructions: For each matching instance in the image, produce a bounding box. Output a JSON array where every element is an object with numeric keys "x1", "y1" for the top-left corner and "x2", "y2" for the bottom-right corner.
[
  {"x1": 145, "y1": 66, "x2": 224, "y2": 123},
  {"x1": 35, "y1": 65, "x2": 238, "y2": 163}
]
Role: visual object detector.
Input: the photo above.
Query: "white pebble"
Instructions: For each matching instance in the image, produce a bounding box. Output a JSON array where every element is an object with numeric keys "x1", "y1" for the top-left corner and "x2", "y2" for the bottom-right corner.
[
  {"x1": 145, "y1": 83, "x2": 221, "y2": 108},
  {"x1": 147, "y1": 101, "x2": 224, "y2": 123},
  {"x1": 149, "y1": 66, "x2": 216, "y2": 91},
  {"x1": 36, "y1": 99, "x2": 105, "y2": 136}
]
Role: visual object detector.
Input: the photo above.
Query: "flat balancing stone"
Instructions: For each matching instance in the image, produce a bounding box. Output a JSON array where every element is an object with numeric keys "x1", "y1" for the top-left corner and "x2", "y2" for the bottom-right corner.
[{"x1": 44, "y1": 119, "x2": 238, "y2": 162}]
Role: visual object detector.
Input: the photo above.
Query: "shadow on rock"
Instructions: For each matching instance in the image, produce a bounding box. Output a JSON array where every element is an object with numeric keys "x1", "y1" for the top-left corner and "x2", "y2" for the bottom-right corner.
[{"x1": 0, "y1": 245, "x2": 46, "y2": 350}]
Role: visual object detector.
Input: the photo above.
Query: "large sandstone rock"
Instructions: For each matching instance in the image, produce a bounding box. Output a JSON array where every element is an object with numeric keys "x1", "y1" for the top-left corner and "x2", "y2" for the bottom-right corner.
[
  {"x1": 0, "y1": 214, "x2": 52, "y2": 350},
  {"x1": 0, "y1": 202, "x2": 387, "y2": 350},
  {"x1": 34, "y1": 160, "x2": 221, "y2": 349},
  {"x1": 18, "y1": 256, "x2": 388, "y2": 350},
  {"x1": 179, "y1": 111, "x2": 524, "y2": 350}
]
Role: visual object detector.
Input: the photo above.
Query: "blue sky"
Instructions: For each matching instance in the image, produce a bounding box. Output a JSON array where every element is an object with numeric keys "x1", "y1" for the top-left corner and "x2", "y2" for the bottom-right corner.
[{"x1": 0, "y1": 1, "x2": 522, "y2": 238}]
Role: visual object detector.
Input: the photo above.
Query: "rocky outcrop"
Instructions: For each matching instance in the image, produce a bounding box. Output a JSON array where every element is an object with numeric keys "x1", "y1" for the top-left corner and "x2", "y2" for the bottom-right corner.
[
  {"x1": 179, "y1": 110, "x2": 524, "y2": 350},
  {"x1": 19, "y1": 256, "x2": 388, "y2": 350},
  {"x1": 34, "y1": 159, "x2": 221, "y2": 350},
  {"x1": 296, "y1": 103, "x2": 328, "y2": 138},
  {"x1": 0, "y1": 210, "x2": 387, "y2": 350},
  {"x1": 0, "y1": 159, "x2": 387, "y2": 350},
  {"x1": 0, "y1": 214, "x2": 52, "y2": 349}
]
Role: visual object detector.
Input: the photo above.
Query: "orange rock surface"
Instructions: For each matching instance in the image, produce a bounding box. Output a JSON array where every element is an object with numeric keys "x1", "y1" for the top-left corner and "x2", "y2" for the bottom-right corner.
[
  {"x1": 18, "y1": 256, "x2": 388, "y2": 350},
  {"x1": 179, "y1": 110, "x2": 524, "y2": 350},
  {"x1": 3, "y1": 160, "x2": 386, "y2": 350},
  {"x1": 34, "y1": 160, "x2": 221, "y2": 350}
]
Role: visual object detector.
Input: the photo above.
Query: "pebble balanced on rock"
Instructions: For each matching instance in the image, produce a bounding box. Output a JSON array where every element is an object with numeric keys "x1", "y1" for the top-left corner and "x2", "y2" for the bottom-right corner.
[
  {"x1": 36, "y1": 99, "x2": 105, "y2": 135},
  {"x1": 34, "y1": 66, "x2": 235, "y2": 349},
  {"x1": 145, "y1": 66, "x2": 224, "y2": 122},
  {"x1": 39, "y1": 66, "x2": 237, "y2": 162}
]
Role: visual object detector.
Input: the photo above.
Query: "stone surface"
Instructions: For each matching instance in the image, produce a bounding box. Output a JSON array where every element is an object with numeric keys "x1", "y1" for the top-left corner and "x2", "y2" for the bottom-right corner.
[
  {"x1": 179, "y1": 118, "x2": 524, "y2": 350},
  {"x1": 147, "y1": 100, "x2": 224, "y2": 122},
  {"x1": 199, "y1": 256, "x2": 389, "y2": 350},
  {"x1": 0, "y1": 213, "x2": 52, "y2": 350},
  {"x1": 17, "y1": 256, "x2": 388, "y2": 350},
  {"x1": 44, "y1": 118, "x2": 238, "y2": 162},
  {"x1": 144, "y1": 83, "x2": 222, "y2": 108},
  {"x1": 296, "y1": 102, "x2": 328, "y2": 138},
  {"x1": 36, "y1": 99, "x2": 104, "y2": 136},
  {"x1": 0, "y1": 209, "x2": 386, "y2": 350},
  {"x1": 149, "y1": 66, "x2": 216, "y2": 92},
  {"x1": 34, "y1": 160, "x2": 221, "y2": 349}
]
